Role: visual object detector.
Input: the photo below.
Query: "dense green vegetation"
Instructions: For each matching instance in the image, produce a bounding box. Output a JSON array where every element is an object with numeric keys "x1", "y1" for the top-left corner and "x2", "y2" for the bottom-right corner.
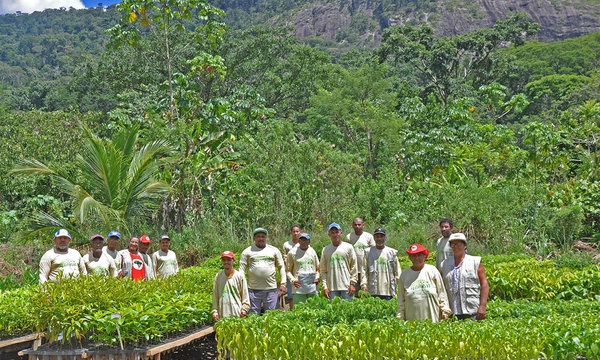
[
  {"x1": 0, "y1": 258, "x2": 221, "y2": 342},
  {"x1": 0, "y1": 2, "x2": 598, "y2": 358},
  {"x1": 215, "y1": 257, "x2": 600, "y2": 359},
  {"x1": 0, "y1": 1, "x2": 599, "y2": 275},
  {"x1": 217, "y1": 297, "x2": 600, "y2": 359}
]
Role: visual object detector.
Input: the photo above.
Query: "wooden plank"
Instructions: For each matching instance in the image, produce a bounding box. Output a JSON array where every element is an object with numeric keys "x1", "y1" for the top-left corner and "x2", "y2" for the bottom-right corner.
[
  {"x1": 0, "y1": 333, "x2": 42, "y2": 349},
  {"x1": 145, "y1": 327, "x2": 214, "y2": 356}
]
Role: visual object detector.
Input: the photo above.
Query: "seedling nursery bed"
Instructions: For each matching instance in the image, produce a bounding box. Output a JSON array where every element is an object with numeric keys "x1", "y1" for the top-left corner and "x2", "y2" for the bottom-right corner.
[{"x1": 16, "y1": 326, "x2": 215, "y2": 360}]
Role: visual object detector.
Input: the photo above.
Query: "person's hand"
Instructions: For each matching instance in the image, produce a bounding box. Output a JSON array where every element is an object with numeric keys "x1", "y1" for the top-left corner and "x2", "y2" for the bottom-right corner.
[
  {"x1": 348, "y1": 284, "x2": 356, "y2": 296},
  {"x1": 212, "y1": 314, "x2": 220, "y2": 321},
  {"x1": 324, "y1": 289, "x2": 331, "y2": 299},
  {"x1": 314, "y1": 278, "x2": 320, "y2": 284},
  {"x1": 294, "y1": 280, "x2": 301, "y2": 288},
  {"x1": 441, "y1": 312, "x2": 450, "y2": 320},
  {"x1": 240, "y1": 310, "x2": 247, "y2": 318},
  {"x1": 117, "y1": 270, "x2": 124, "y2": 278},
  {"x1": 278, "y1": 285, "x2": 287, "y2": 297},
  {"x1": 476, "y1": 305, "x2": 486, "y2": 320}
]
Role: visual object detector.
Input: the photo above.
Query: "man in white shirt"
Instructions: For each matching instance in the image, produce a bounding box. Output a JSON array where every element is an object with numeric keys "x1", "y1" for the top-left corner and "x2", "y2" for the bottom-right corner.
[
  {"x1": 102, "y1": 231, "x2": 122, "y2": 272},
  {"x1": 321, "y1": 223, "x2": 358, "y2": 300},
  {"x1": 435, "y1": 218, "x2": 454, "y2": 272},
  {"x1": 346, "y1": 217, "x2": 374, "y2": 289},
  {"x1": 211, "y1": 251, "x2": 250, "y2": 321},
  {"x1": 39, "y1": 229, "x2": 87, "y2": 283},
  {"x1": 361, "y1": 228, "x2": 400, "y2": 300},
  {"x1": 239, "y1": 228, "x2": 287, "y2": 314},
  {"x1": 152, "y1": 235, "x2": 179, "y2": 278},
  {"x1": 83, "y1": 234, "x2": 118, "y2": 277}
]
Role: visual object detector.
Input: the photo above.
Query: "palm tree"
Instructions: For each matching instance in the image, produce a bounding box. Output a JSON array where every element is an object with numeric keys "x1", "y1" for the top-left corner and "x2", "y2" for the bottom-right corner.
[{"x1": 11, "y1": 125, "x2": 172, "y2": 242}]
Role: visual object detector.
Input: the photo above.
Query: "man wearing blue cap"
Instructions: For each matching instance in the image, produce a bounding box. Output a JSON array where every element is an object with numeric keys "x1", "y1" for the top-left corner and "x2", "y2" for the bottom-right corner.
[
  {"x1": 239, "y1": 228, "x2": 287, "y2": 314},
  {"x1": 320, "y1": 223, "x2": 358, "y2": 300},
  {"x1": 39, "y1": 229, "x2": 87, "y2": 283},
  {"x1": 286, "y1": 233, "x2": 320, "y2": 305},
  {"x1": 103, "y1": 231, "x2": 122, "y2": 271}
]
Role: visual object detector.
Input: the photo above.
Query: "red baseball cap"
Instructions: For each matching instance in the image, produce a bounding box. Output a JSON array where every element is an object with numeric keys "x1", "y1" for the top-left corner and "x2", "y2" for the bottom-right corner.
[
  {"x1": 140, "y1": 235, "x2": 151, "y2": 244},
  {"x1": 221, "y1": 251, "x2": 235, "y2": 260},
  {"x1": 406, "y1": 243, "x2": 429, "y2": 259}
]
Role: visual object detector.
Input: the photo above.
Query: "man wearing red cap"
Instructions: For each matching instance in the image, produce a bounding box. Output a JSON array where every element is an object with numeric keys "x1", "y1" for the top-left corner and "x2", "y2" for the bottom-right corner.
[
  {"x1": 83, "y1": 234, "x2": 118, "y2": 277},
  {"x1": 397, "y1": 243, "x2": 451, "y2": 322},
  {"x1": 212, "y1": 251, "x2": 250, "y2": 321},
  {"x1": 138, "y1": 235, "x2": 155, "y2": 279}
]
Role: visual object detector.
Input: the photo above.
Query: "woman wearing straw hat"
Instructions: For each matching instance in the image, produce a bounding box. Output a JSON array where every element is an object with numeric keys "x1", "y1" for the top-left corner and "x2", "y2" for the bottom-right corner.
[{"x1": 441, "y1": 233, "x2": 489, "y2": 320}]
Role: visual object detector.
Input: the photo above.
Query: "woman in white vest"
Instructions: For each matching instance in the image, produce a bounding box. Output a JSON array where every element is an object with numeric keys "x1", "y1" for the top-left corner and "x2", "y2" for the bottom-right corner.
[{"x1": 441, "y1": 233, "x2": 489, "y2": 320}]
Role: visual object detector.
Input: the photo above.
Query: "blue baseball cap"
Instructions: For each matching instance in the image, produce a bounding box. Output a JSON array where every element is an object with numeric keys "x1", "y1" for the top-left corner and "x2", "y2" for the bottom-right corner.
[
  {"x1": 328, "y1": 223, "x2": 342, "y2": 231},
  {"x1": 54, "y1": 229, "x2": 71, "y2": 239},
  {"x1": 107, "y1": 231, "x2": 121, "y2": 239},
  {"x1": 299, "y1": 233, "x2": 311, "y2": 241}
]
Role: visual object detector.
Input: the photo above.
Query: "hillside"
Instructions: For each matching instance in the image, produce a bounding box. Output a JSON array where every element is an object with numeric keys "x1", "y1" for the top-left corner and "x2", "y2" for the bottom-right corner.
[
  {"x1": 0, "y1": 0, "x2": 599, "y2": 110},
  {"x1": 216, "y1": 0, "x2": 600, "y2": 46}
]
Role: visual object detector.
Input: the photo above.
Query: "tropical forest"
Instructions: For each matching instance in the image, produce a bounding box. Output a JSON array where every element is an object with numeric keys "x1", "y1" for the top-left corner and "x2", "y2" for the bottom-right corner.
[{"x1": 0, "y1": 0, "x2": 599, "y2": 358}]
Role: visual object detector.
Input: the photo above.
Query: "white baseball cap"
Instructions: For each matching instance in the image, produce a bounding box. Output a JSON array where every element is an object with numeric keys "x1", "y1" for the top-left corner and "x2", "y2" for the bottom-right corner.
[
  {"x1": 449, "y1": 233, "x2": 467, "y2": 244},
  {"x1": 54, "y1": 229, "x2": 71, "y2": 239}
]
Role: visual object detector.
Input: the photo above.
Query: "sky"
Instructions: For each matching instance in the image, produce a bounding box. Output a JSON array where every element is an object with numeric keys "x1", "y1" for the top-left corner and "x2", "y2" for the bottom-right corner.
[{"x1": 0, "y1": 0, "x2": 121, "y2": 14}]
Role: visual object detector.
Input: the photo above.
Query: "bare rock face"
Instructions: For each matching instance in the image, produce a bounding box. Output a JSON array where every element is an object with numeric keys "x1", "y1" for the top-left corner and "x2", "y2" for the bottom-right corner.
[
  {"x1": 276, "y1": 3, "x2": 352, "y2": 40},
  {"x1": 436, "y1": 0, "x2": 600, "y2": 41},
  {"x1": 270, "y1": 0, "x2": 600, "y2": 44}
]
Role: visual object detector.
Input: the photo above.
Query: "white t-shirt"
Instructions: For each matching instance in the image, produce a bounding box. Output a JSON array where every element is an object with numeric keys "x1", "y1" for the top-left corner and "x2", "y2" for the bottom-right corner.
[
  {"x1": 397, "y1": 264, "x2": 451, "y2": 322},
  {"x1": 320, "y1": 242, "x2": 358, "y2": 292},
  {"x1": 39, "y1": 248, "x2": 86, "y2": 283},
  {"x1": 152, "y1": 249, "x2": 179, "y2": 278},
  {"x1": 362, "y1": 246, "x2": 400, "y2": 297},
  {"x1": 239, "y1": 244, "x2": 286, "y2": 290},
  {"x1": 83, "y1": 252, "x2": 118, "y2": 277},
  {"x1": 346, "y1": 232, "x2": 375, "y2": 275},
  {"x1": 102, "y1": 246, "x2": 122, "y2": 271},
  {"x1": 286, "y1": 246, "x2": 320, "y2": 294},
  {"x1": 211, "y1": 270, "x2": 250, "y2": 319}
]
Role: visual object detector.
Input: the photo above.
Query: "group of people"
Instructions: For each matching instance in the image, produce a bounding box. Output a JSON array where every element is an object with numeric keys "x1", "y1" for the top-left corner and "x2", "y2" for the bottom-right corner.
[
  {"x1": 211, "y1": 218, "x2": 489, "y2": 323},
  {"x1": 37, "y1": 218, "x2": 487, "y2": 324},
  {"x1": 39, "y1": 229, "x2": 179, "y2": 283}
]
